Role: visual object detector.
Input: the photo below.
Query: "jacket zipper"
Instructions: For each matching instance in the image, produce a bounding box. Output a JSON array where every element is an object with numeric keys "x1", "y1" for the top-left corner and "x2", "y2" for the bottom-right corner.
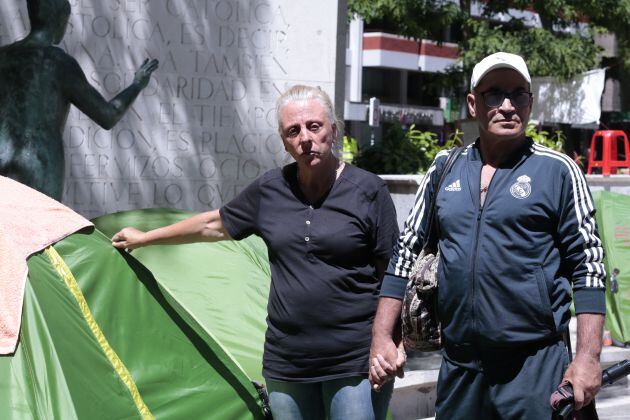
[{"x1": 470, "y1": 171, "x2": 496, "y2": 339}]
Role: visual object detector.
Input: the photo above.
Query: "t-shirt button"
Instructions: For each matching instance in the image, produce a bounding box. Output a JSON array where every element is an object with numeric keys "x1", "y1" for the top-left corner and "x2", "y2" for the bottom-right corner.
[
  {"x1": 306, "y1": 220, "x2": 311, "y2": 225},
  {"x1": 305, "y1": 236, "x2": 310, "y2": 242}
]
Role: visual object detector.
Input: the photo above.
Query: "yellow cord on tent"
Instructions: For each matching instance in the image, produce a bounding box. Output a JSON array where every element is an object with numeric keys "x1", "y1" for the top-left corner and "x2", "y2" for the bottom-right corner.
[{"x1": 44, "y1": 246, "x2": 154, "y2": 420}]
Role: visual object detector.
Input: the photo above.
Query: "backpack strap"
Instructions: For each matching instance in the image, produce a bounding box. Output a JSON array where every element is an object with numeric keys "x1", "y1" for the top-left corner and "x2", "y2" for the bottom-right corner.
[{"x1": 423, "y1": 147, "x2": 464, "y2": 253}]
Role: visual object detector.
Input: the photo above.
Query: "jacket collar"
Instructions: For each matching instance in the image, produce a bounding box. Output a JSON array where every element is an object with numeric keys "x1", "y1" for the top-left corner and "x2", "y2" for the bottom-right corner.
[{"x1": 469, "y1": 137, "x2": 534, "y2": 168}]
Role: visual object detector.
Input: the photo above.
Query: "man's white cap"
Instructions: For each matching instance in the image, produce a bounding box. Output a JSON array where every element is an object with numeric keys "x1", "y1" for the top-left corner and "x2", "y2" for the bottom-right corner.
[{"x1": 470, "y1": 52, "x2": 531, "y2": 89}]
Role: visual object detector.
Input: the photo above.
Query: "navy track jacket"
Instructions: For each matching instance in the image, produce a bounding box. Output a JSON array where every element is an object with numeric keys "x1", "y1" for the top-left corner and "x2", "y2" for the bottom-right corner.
[{"x1": 382, "y1": 139, "x2": 606, "y2": 348}]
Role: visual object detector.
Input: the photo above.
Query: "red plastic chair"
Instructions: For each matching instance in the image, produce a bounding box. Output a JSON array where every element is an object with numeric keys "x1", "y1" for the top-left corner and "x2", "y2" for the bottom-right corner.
[{"x1": 587, "y1": 130, "x2": 630, "y2": 175}]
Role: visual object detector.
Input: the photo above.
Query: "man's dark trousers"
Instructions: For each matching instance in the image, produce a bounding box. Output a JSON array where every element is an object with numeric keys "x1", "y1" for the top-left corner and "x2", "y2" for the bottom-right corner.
[{"x1": 435, "y1": 339, "x2": 569, "y2": 419}]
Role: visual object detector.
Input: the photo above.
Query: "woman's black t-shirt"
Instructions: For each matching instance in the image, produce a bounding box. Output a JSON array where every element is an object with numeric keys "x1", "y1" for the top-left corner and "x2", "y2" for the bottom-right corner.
[{"x1": 220, "y1": 163, "x2": 398, "y2": 382}]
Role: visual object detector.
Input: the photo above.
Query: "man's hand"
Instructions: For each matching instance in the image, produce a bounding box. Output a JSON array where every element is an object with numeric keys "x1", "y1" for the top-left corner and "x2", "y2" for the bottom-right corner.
[
  {"x1": 112, "y1": 227, "x2": 146, "y2": 250},
  {"x1": 563, "y1": 313, "x2": 605, "y2": 410},
  {"x1": 134, "y1": 58, "x2": 159, "y2": 88},
  {"x1": 562, "y1": 355, "x2": 601, "y2": 410},
  {"x1": 369, "y1": 336, "x2": 406, "y2": 391}
]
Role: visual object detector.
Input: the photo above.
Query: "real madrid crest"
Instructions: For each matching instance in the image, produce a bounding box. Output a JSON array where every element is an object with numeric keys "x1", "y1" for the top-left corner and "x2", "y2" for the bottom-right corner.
[{"x1": 510, "y1": 175, "x2": 531, "y2": 199}]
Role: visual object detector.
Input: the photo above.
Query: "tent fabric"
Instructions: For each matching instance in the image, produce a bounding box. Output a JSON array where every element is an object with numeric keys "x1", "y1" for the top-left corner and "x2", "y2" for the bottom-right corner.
[
  {"x1": 1, "y1": 215, "x2": 269, "y2": 419},
  {"x1": 93, "y1": 209, "x2": 271, "y2": 382},
  {"x1": 0, "y1": 176, "x2": 92, "y2": 354},
  {"x1": 593, "y1": 191, "x2": 630, "y2": 343},
  {"x1": 43, "y1": 246, "x2": 152, "y2": 418}
]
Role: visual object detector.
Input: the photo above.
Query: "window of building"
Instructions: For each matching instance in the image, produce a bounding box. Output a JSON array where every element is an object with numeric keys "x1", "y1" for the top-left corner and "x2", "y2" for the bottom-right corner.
[
  {"x1": 362, "y1": 68, "x2": 402, "y2": 104},
  {"x1": 407, "y1": 72, "x2": 442, "y2": 107}
]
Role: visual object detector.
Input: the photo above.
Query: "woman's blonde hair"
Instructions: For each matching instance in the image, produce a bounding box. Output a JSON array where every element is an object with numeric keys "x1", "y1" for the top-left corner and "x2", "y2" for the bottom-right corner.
[{"x1": 275, "y1": 85, "x2": 343, "y2": 136}]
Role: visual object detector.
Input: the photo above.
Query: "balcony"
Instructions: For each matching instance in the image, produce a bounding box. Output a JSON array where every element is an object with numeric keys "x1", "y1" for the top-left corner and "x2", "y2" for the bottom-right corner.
[{"x1": 362, "y1": 33, "x2": 459, "y2": 73}]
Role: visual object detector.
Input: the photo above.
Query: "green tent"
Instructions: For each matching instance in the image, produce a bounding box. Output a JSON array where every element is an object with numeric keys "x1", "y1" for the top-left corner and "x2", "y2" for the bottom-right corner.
[
  {"x1": 0, "y1": 209, "x2": 271, "y2": 419},
  {"x1": 593, "y1": 191, "x2": 630, "y2": 344}
]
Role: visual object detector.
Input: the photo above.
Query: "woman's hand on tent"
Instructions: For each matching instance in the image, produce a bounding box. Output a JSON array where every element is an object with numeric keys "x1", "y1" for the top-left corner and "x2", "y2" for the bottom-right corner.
[{"x1": 112, "y1": 227, "x2": 146, "y2": 251}]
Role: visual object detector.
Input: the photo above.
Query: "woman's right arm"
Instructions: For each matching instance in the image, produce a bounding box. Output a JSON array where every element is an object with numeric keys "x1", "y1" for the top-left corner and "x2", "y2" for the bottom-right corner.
[{"x1": 111, "y1": 209, "x2": 232, "y2": 250}]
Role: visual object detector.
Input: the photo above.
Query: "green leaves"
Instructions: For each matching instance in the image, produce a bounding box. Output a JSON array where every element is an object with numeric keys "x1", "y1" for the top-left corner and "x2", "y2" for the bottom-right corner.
[
  {"x1": 348, "y1": 0, "x2": 627, "y2": 80},
  {"x1": 348, "y1": 0, "x2": 460, "y2": 42},
  {"x1": 526, "y1": 121, "x2": 565, "y2": 151},
  {"x1": 461, "y1": 20, "x2": 601, "y2": 80},
  {"x1": 353, "y1": 123, "x2": 462, "y2": 174}
]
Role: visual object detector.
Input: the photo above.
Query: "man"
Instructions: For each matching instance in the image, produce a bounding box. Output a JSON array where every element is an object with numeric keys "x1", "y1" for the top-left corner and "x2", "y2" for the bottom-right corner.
[
  {"x1": 0, "y1": 0, "x2": 158, "y2": 200},
  {"x1": 370, "y1": 52, "x2": 606, "y2": 419}
]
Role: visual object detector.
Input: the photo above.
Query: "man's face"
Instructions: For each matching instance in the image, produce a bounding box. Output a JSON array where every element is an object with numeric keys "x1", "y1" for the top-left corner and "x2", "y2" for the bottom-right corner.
[{"x1": 467, "y1": 68, "x2": 532, "y2": 142}]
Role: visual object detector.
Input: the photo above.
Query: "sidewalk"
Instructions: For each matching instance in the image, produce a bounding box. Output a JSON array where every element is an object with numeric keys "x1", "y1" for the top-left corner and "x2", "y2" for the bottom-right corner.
[{"x1": 391, "y1": 318, "x2": 630, "y2": 420}]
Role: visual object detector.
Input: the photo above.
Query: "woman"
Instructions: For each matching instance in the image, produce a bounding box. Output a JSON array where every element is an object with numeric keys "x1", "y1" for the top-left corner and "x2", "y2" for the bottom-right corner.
[{"x1": 112, "y1": 85, "x2": 401, "y2": 419}]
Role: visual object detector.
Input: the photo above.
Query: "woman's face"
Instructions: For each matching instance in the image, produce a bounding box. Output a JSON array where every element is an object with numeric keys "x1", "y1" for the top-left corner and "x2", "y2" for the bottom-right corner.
[{"x1": 279, "y1": 99, "x2": 337, "y2": 169}]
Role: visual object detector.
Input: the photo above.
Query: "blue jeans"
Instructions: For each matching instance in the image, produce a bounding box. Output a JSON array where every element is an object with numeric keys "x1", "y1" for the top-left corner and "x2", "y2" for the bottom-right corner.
[{"x1": 267, "y1": 376, "x2": 393, "y2": 420}]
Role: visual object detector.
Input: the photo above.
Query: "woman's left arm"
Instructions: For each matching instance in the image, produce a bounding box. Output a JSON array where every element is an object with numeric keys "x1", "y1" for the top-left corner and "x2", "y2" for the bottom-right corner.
[{"x1": 112, "y1": 209, "x2": 231, "y2": 250}]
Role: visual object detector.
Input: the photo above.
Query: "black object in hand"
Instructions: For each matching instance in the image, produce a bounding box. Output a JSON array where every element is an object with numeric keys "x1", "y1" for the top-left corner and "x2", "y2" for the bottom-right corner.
[
  {"x1": 553, "y1": 360, "x2": 630, "y2": 419},
  {"x1": 602, "y1": 360, "x2": 630, "y2": 386}
]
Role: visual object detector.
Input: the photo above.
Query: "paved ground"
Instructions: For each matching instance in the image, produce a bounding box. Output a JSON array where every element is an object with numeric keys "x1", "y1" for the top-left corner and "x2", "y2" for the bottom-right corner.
[{"x1": 597, "y1": 390, "x2": 630, "y2": 420}]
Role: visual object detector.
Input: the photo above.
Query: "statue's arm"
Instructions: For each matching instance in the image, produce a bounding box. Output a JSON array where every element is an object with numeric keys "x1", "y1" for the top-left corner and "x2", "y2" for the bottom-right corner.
[{"x1": 62, "y1": 55, "x2": 158, "y2": 130}]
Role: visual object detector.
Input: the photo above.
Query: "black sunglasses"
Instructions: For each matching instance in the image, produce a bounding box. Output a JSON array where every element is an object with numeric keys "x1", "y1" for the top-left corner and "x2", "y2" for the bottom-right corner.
[{"x1": 476, "y1": 90, "x2": 532, "y2": 109}]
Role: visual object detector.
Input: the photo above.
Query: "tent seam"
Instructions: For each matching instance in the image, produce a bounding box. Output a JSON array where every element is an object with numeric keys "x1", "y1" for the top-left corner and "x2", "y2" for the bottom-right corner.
[{"x1": 44, "y1": 246, "x2": 154, "y2": 420}]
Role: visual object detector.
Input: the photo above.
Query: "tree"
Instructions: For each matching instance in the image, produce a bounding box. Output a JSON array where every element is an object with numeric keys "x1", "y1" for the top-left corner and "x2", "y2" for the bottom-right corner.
[{"x1": 348, "y1": 0, "x2": 630, "y2": 82}]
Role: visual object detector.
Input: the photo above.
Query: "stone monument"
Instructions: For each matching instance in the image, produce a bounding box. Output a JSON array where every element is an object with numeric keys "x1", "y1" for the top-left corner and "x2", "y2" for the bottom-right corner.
[
  {"x1": 0, "y1": 0, "x2": 157, "y2": 200},
  {"x1": 0, "y1": 0, "x2": 345, "y2": 217}
]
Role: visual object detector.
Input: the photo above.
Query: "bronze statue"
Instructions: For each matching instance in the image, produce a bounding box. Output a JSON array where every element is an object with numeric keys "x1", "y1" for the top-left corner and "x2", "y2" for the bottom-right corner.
[{"x1": 0, "y1": 0, "x2": 158, "y2": 200}]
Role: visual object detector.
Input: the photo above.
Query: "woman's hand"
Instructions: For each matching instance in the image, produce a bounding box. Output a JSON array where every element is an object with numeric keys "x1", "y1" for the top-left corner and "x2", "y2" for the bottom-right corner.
[
  {"x1": 111, "y1": 211, "x2": 230, "y2": 250},
  {"x1": 112, "y1": 227, "x2": 146, "y2": 250}
]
